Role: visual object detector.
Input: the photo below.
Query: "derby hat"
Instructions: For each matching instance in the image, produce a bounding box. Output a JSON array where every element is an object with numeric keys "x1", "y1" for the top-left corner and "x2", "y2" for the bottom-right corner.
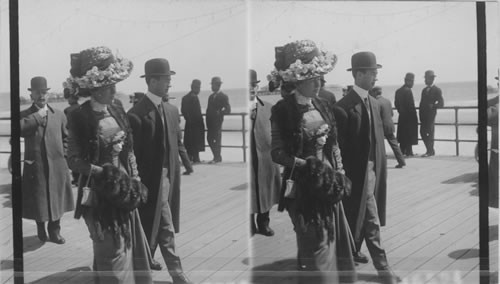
[
  {"x1": 424, "y1": 70, "x2": 436, "y2": 77},
  {"x1": 191, "y1": 79, "x2": 201, "y2": 87},
  {"x1": 249, "y1": 69, "x2": 260, "y2": 84},
  {"x1": 405, "y1": 72, "x2": 415, "y2": 80},
  {"x1": 140, "y1": 58, "x2": 176, "y2": 78},
  {"x1": 28, "y1": 76, "x2": 50, "y2": 91},
  {"x1": 211, "y1": 76, "x2": 223, "y2": 84},
  {"x1": 347, "y1": 51, "x2": 382, "y2": 71}
]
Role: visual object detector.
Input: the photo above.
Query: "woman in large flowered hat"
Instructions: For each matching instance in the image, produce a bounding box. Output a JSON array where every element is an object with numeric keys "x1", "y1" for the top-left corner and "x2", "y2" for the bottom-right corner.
[
  {"x1": 269, "y1": 39, "x2": 357, "y2": 283},
  {"x1": 65, "y1": 46, "x2": 152, "y2": 283}
]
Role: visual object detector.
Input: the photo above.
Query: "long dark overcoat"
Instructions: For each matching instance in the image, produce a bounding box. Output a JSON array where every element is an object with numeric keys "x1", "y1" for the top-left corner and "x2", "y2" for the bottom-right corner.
[
  {"x1": 394, "y1": 85, "x2": 418, "y2": 145},
  {"x1": 333, "y1": 90, "x2": 387, "y2": 244},
  {"x1": 181, "y1": 91, "x2": 205, "y2": 152},
  {"x1": 128, "y1": 97, "x2": 182, "y2": 237},
  {"x1": 21, "y1": 104, "x2": 74, "y2": 222}
]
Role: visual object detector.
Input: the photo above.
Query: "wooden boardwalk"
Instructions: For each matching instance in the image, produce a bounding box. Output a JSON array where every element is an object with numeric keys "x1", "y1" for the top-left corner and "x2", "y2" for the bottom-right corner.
[{"x1": 0, "y1": 155, "x2": 498, "y2": 283}]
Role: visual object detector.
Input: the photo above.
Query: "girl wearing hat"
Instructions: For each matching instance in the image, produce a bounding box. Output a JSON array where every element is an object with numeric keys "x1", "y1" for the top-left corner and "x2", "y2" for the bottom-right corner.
[
  {"x1": 268, "y1": 40, "x2": 357, "y2": 283},
  {"x1": 65, "y1": 47, "x2": 152, "y2": 283}
]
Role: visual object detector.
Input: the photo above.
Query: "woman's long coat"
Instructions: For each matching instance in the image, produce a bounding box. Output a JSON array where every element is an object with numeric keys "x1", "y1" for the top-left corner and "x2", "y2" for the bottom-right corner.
[
  {"x1": 181, "y1": 92, "x2": 205, "y2": 152},
  {"x1": 394, "y1": 85, "x2": 418, "y2": 145},
  {"x1": 250, "y1": 96, "x2": 281, "y2": 214},
  {"x1": 20, "y1": 104, "x2": 74, "y2": 222},
  {"x1": 333, "y1": 90, "x2": 387, "y2": 244}
]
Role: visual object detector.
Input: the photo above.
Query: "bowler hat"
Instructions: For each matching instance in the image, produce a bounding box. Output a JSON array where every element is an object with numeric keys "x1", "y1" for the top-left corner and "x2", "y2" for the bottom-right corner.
[
  {"x1": 140, "y1": 58, "x2": 176, "y2": 78},
  {"x1": 249, "y1": 70, "x2": 260, "y2": 84},
  {"x1": 424, "y1": 70, "x2": 436, "y2": 77},
  {"x1": 211, "y1": 76, "x2": 222, "y2": 84},
  {"x1": 405, "y1": 73, "x2": 415, "y2": 80},
  {"x1": 28, "y1": 76, "x2": 50, "y2": 91},
  {"x1": 191, "y1": 79, "x2": 201, "y2": 87},
  {"x1": 347, "y1": 51, "x2": 382, "y2": 71}
]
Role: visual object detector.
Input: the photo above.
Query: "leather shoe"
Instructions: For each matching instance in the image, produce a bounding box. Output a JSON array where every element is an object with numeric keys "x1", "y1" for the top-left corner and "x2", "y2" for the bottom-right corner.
[
  {"x1": 395, "y1": 163, "x2": 405, "y2": 168},
  {"x1": 150, "y1": 259, "x2": 162, "y2": 271},
  {"x1": 378, "y1": 267, "x2": 402, "y2": 284},
  {"x1": 421, "y1": 153, "x2": 431, "y2": 157},
  {"x1": 257, "y1": 225, "x2": 275, "y2": 237},
  {"x1": 172, "y1": 272, "x2": 193, "y2": 284},
  {"x1": 182, "y1": 170, "x2": 193, "y2": 175},
  {"x1": 353, "y1": 251, "x2": 369, "y2": 263},
  {"x1": 48, "y1": 233, "x2": 65, "y2": 244}
]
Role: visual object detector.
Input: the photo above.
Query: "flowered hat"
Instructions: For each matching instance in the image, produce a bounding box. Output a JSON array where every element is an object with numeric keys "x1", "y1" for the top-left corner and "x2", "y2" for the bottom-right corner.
[
  {"x1": 267, "y1": 40, "x2": 337, "y2": 86},
  {"x1": 63, "y1": 46, "x2": 133, "y2": 96}
]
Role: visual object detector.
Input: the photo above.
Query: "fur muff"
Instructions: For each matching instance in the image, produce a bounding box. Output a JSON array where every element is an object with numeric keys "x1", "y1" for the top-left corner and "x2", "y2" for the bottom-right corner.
[
  {"x1": 295, "y1": 156, "x2": 352, "y2": 242},
  {"x1": 95, "y1": 163, "x2": 148, "y2": 211}
]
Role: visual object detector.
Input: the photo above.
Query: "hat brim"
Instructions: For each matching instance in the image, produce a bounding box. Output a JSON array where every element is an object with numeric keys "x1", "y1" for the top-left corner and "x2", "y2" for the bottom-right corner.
[
  {"x1": 28, "y1": 88, "x2": 50, "y2": 91},
  {"x1": 140, "y1": 71, "x2": 176, "y2": 78},
  {"x1": 347, "y1": 64, "x2": 382, "y2": 71}
]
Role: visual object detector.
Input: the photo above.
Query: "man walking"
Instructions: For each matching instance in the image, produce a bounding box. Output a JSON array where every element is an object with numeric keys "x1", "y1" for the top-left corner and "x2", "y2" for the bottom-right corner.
[
  {"x1": 181, "y1": 79, "x2": 205, "y2": 164},
  {"x1": 370, "y1": 86, "x2": 405, "y2": 168},
  {"x1": 206, "y1": 76, "x2": 231, "y2": 163},
  {"x1": 395, "y1": 73, "x2": 418, "y2": 156},
  {"x1": 333, "y1": 52, "x2": 400, "y2": 284},
  {"x1": 419, "y1": 70, "x2": 444, "y2": 157},
  {"x1": 128, "y1": 59, "x2": 191, "y2": 284},
  {"x1": 21, "y1": 76, "x2": 74, "y2": 244}
]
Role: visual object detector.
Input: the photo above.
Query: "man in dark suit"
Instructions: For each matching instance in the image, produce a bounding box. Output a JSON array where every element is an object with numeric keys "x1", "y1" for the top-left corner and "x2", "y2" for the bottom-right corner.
[
  {"x1": 206, "y1": 76, "x2": 231, "y2": 163},
  {"x1": 127, "y1": 59, "x2": 192, "y2": 284},
  {"x1": 395, "y1": 73, "x2": 418, "y2": 156},
  {"x1": 318, "y1": 75, "x2": 337, "y2": 105},
  {"x1": 21, "y1": 77, "x2": 74, "y2": 244},
  {"x1": 370, "y1": 86, "x2": 405, "y2": 168},
  {"x1": 333, "y1": 52, "x2": 400, "y2": 284},
  {"x1": 181, "y1": 79, "x2": 205, "y2": 164},
  {"x1": 419, "y1": 70, "x2": 444, "y2": 157}
]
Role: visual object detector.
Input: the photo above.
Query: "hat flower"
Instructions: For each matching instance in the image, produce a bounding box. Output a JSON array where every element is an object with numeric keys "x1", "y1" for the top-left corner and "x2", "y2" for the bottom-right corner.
[{"x1": 63, "y1": 46, "x2": 133, "y2": 96}]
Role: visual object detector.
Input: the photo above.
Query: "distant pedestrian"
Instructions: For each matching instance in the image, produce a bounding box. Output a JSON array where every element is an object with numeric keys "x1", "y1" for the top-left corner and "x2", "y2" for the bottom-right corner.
[
  {"x1": 318, "y1": 75, "x2": 337, "y2": 105},
  {"x1": 21, "y1": 76, "x2": 74, "y2": 244},
  {"x1": 419, "y1": 70, "x2": 444, "y2": 157},
  {"x1": 181, "y1": 79, "x2": 205, "y2": 164},
  {"x1": 395, "y1": 73, "x2": 418, "y2": 156},
  {"x1": 206, "y1": 76, "x2": 231, "y2": 163},
  {"x1": 370, "y1": 86, "x2": 405, "y2": 168},
  {"x1": 249, "y1": 69, "x2": 280, "y2": 237}
]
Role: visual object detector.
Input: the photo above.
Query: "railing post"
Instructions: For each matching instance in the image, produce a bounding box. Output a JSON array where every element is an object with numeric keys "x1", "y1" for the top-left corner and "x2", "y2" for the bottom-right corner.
[
  {"x1": 241, "y1": 113, "x2": 247, "y2": 162},
  {"x1": 455, "y1": 107, "x2": 459, "y2": 156}
]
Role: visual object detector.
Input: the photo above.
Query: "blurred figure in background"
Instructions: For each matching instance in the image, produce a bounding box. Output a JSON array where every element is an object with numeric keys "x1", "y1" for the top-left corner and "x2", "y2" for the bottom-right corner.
[
  {"x1": 206, "y1": 76, "x2": 231, "y2": 163},
  {"x1": 181, "y1": 79, "x2": 205, "y2": 164},
  {"x1": 395, "y1": 73, "x2": 418, "y2": 157},
  {"x1": 318, "y1": 75, "x2": 337, "y2": 105},
  {"x1": 419, "y1": 70, "x2": 444, "y2": 157},
  {"x1": 370, "y1": 86, "x2": 405, "y2": 168}
]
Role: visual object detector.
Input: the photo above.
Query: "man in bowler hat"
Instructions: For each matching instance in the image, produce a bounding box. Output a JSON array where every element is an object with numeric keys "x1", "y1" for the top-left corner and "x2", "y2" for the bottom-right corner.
[
  {"x1": 419, "y1": 70, "x2": 444, "y2": 157},
  {"x1": 181, "y1": 79, "x2": 205, "y2": 165},
  {"x1": 333, "y1": 52, "x2": 400, "y2": 284},
  {"x1": 127, "y1": 59, "x2": 192, "y2": 284},
  {"x1": 395, "y1": 73, "x2": 419, "y2": 157},
  {"x1": 370, "y1": 86, "x2": 406, "y2": 168},
  {"x1": 206, "y1": 76, "x2": 231, "y2": 163},
  {"x1": 21, "y1": 76, "x2": 74, "y2": 244}
]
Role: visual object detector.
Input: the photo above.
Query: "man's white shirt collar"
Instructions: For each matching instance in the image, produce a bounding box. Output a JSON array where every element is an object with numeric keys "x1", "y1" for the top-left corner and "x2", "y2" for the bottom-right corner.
[
  {"x1": 353, "y1": 85, "x2": 369, "y2": 101},
  {"x1": 146, "y1": 91, "x2": 163, "y2": 106}
]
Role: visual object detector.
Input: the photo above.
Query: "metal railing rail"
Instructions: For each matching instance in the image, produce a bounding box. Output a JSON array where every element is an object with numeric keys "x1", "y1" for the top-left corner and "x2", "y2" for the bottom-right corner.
[{"x1": 1, "y1": 106, "x2": 484, "y2": 160}]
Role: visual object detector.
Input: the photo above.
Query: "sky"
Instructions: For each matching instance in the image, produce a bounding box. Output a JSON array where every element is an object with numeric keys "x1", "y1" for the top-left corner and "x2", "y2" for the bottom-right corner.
[{"x1": 0, "y1": 0, "x2": 499, "y2": 97}]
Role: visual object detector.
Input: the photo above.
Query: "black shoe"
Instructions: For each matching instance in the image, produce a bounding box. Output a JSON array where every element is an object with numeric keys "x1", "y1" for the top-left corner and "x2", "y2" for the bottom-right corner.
[
  {"x1": 150, "y1": 259, "x2": 162, "y2": 271},
  {"x1": 48, "y1": 233, "x2": 65, "y2": 244},
  {"x1": 378, "y1": 267, "x2": 402, "y2": 284},
  {"x1": 182, "y1": 170, "x2": 193, "y2": 175},
  {"x1": 257, "y1": 225, "x2": 275, "y2": 237},
  {"x1": 172, "y1": 272, "x2": 193, "y2": 284},
  {"x1": 421, "y1": 153, "x2": 431, "y2": 157},
  {"x1": 353, "y1": 251, "x2": 369, "y2": 263},
  {"x1": 36, "y1": 222, "x2": 47, "y2": 242},
  {"x1": 208, "y1": 159, "x2": 220, "y2": 164},
  {"x1": 395, "y1": 163, "x2": 405, "y2": 169}
]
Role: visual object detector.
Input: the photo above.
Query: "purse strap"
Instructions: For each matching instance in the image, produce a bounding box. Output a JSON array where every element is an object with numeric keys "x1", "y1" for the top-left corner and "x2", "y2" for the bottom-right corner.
[{"x1": 84, "y1": 172, "x2": 92, "y2": 188}]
